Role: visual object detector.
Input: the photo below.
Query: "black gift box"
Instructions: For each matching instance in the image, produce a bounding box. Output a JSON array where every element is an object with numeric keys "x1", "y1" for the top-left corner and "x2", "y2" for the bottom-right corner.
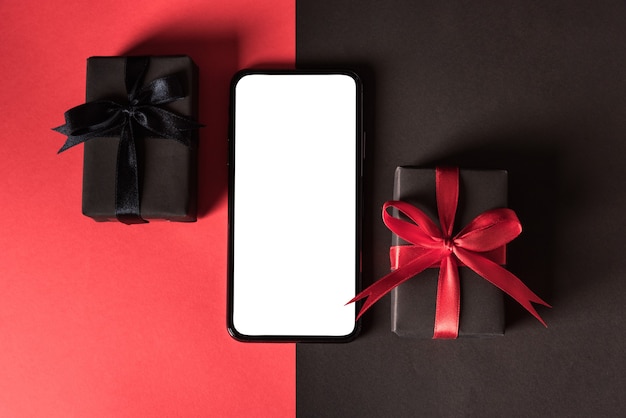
[
  {"x1": 390, "y1": 167, "x2": 506, "y2": 338},
  {"x1": 81, "y1": 56, "x2": 199, "y2": 222}
]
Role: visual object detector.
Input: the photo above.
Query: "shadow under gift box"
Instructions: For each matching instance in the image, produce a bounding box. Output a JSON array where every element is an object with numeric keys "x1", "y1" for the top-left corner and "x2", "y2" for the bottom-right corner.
[
  {"x1": 82, "y1": 56, "x2": 199, "y2": 222},
  {"x1": 390, "y1": 168, "x2": 507, "y2": 338}
]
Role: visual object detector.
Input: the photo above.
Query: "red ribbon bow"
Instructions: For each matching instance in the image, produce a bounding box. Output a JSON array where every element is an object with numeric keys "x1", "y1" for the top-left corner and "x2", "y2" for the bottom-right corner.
[{"x1": 348, "y1": 167, "x2": 550, "y2": 339}]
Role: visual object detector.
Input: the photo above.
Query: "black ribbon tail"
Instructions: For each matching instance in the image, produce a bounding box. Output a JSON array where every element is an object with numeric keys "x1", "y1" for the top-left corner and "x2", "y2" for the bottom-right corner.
[{"x1": 115, "y1": 122, "x2": 147, "y2": 224}]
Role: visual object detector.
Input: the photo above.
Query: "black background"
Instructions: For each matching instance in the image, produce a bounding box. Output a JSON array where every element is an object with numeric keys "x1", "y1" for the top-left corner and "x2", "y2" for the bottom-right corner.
[{"x1": 296, "y1": 1, "x2": 626, "y2": 416}]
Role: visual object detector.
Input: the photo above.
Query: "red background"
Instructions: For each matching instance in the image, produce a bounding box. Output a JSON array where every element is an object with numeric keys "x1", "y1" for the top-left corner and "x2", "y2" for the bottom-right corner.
[{"x1": 0, "y1": 1, "x2": 294, "y2": 416}]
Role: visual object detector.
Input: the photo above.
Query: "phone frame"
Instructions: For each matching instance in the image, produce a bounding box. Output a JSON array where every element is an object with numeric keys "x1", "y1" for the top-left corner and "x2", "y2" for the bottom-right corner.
[{"x1": 227, "y1": 69, "x2": 363, "y2": 342}]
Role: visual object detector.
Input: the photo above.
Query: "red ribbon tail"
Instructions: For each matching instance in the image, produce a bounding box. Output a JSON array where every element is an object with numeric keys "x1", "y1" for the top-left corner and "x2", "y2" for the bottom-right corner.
[
  {"x1": 348, "y1": 249, "x2": 445, "y2": 321},
  {"x1": 433, "y1": 255, "x2": 461, "y2": 339},
  {"x1": 455, "y1": 247, "x2": 551, "y2": 327}
]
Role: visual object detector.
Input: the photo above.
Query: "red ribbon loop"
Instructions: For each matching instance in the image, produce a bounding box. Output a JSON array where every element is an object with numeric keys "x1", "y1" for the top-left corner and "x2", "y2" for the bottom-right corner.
[{"x1": 348, "y1": 167, "x2": 550, "y2": 339}]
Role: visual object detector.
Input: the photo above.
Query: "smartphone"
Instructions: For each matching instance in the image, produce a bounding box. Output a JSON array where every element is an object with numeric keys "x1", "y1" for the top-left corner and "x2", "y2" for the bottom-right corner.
[{"x1": 227, "y1": 70, "x2": 363, "y2": 342}]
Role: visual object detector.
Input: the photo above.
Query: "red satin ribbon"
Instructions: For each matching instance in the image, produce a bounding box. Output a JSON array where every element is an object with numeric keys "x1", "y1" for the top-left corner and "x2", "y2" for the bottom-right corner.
[{"x1": 348, "y1": 167, "x2": 550, "y2": 339}]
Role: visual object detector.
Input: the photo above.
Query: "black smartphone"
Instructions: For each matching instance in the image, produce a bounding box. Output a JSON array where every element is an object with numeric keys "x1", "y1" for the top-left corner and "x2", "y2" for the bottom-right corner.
[{"x1": 227, "y1": 70, "x2": 363, "y2": 342}]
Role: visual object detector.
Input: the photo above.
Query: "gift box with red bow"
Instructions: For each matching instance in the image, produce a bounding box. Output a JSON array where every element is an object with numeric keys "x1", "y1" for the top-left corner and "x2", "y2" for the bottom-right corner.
[{"x1": 350, "y1": 167, "x2": 549, "y2": 339}]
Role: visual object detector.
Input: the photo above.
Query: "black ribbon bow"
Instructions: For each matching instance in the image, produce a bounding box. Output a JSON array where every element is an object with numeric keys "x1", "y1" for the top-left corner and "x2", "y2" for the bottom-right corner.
[{"x1": 53, "y1": 56, "x2": 203, "y2": 224}]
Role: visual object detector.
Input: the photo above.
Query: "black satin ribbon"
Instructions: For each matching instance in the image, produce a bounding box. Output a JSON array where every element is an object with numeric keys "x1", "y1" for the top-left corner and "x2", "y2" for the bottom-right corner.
[{"x1": 54, "y1": 56, "x2": 202, "y2": 224}]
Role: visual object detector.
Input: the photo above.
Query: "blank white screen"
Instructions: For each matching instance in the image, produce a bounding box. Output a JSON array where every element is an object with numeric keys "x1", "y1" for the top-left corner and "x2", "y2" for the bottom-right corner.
[{"x1": 232, "y1": 73, "x2": 358, "y2": 337}]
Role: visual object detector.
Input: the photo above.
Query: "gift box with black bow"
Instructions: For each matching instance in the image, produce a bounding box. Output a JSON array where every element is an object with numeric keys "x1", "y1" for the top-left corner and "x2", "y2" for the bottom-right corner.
[{"x1": 54, "y1": 56, "x2": 202, "y2": 224}]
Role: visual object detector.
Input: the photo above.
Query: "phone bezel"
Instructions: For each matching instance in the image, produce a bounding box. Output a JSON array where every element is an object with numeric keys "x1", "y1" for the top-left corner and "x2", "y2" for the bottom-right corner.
[{"x1": 227, "y1": 69, "x2": 363, "y2": 343}]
